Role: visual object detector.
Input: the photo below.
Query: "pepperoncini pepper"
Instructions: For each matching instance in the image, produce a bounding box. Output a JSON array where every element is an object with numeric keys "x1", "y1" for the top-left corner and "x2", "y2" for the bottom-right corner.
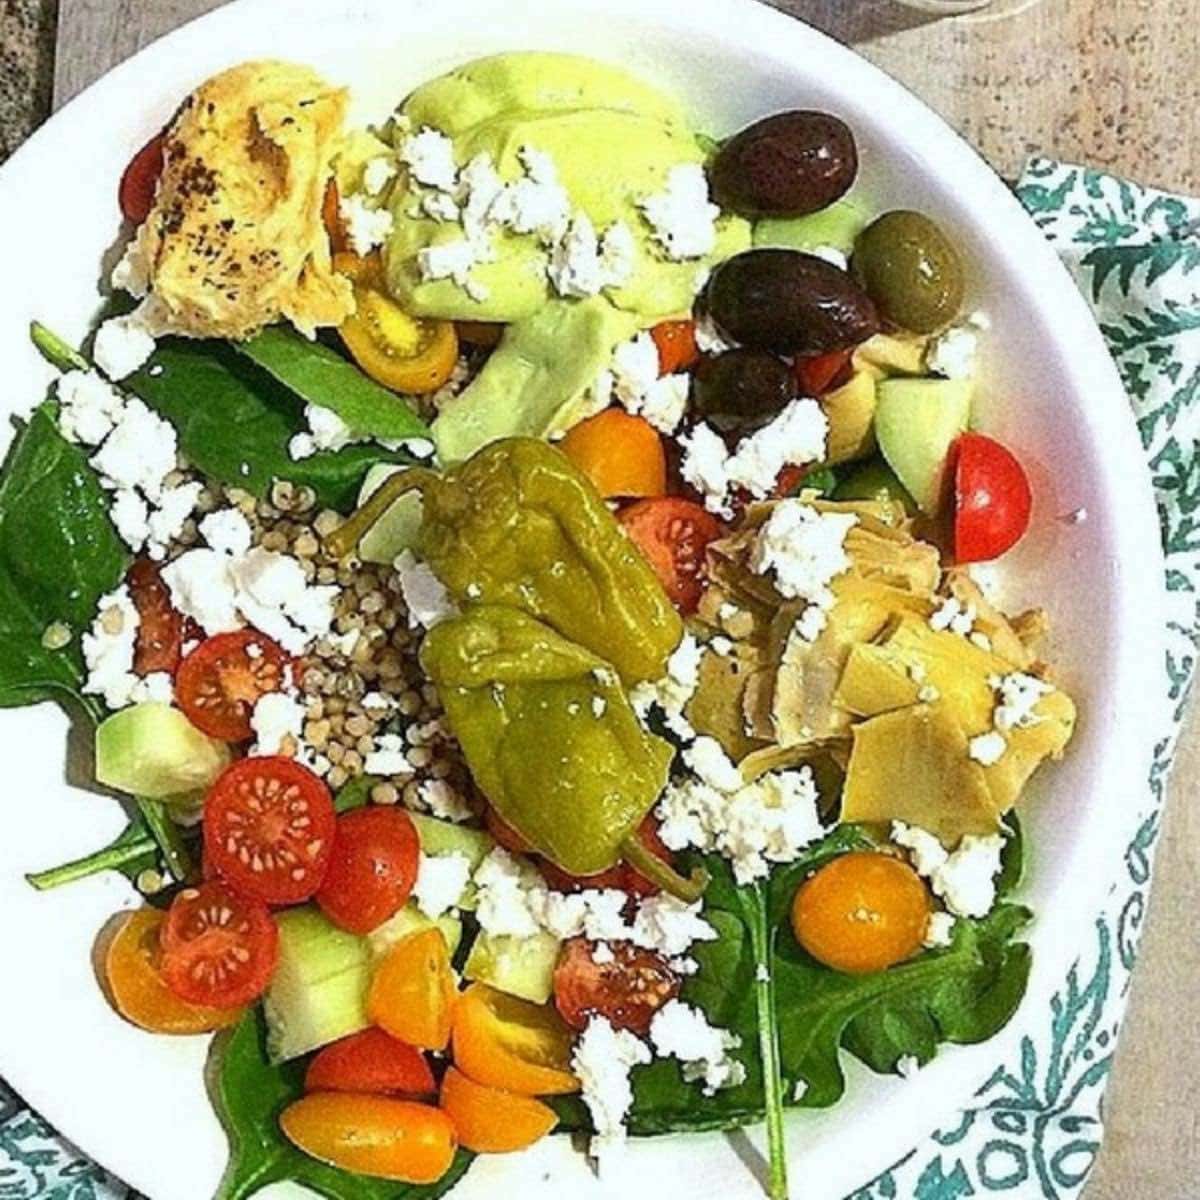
[
  {"x1": 420, "y1": 606, "x2": 706, "y2": 902},
  {"x1": 327, "y1": 438, "x2": 683, "y2": 684}
]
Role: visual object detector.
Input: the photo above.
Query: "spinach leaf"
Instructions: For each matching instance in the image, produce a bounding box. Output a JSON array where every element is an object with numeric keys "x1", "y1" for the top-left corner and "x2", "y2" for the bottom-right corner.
[
  {"x1": 214, "y1": 1010, "x2": 475, "y2": 1200},
  {"x1": 126, "y1": 338, "x2": 410, "y2": 512},
  {"x1": 0, "y1": 405, "x2": 128, "y2": 707},
  {"x1": 236, "y1": 327, "x2": 428, "y2": 442},
  {"x1": 25, "y1": 814, "x2": 159, "y2": 891}
]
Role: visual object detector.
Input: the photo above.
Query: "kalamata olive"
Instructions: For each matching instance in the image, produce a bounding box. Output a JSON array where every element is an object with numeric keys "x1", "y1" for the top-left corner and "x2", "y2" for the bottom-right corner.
[
  {"x1": 852, "y1": 211, "x2": 965, "y2": 334},
  {"x1": 691, "y1": 348, "x2": 798, "y2": 437},
  {"x1": 706, "y1": 249, "x2": 880, "y2": 355},
  {"x1": 710, "y1": 111, "x2": 858, "y2": 218}
]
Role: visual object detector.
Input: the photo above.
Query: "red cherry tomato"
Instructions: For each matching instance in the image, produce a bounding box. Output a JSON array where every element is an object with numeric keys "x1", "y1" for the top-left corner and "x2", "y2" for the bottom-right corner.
[
  {"x1": 317, "y1": 807, "x2": 421, "y2": 934},
  {"x1": 305, "y1": 1028, "x2": 436, "y2": 1097},
  {"x1": 537, "y1": 816, "x2": 673, "y2": 898},
  {"x1": 794, "y1": 348, "x2": 853, "y2": 396},
  {"x1": 617, "y1": 497, "x2": 723, "y2": 614},
  {"x1": 952, "y1": 432, "x2": 1033, "y2": 564},
  {"x1": 175, "y1": 631, "x2": 289, "y2": 741},
  {"x1": 650, "y1": 320, "x2": 701, "y2": 375},
  {"x1": 553, "y1": 938, "x2": 681, "y2": 1035},
  {"x1": 159, "y1": 880, "x2": 278, "y2": 1008},
  {"x1": 119, "y1": 133, "x2": 166, "y2": 225},
  {"x1": 126, "y1": 559, "x2": 185, "y2": 676},
  {"x1": 205, "y1": 757, "x2": 336, "y2": 905}
]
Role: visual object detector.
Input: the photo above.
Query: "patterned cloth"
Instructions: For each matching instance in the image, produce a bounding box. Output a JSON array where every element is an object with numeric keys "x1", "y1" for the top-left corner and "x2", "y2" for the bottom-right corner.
[{"x1": 1, "y1": 159, "x2": 1197, "y2": 1200}]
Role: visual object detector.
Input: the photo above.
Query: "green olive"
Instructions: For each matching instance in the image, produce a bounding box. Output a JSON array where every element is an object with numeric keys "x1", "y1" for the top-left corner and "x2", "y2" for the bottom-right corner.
[{"x1": 852, "y1": 211, "x2": 965, "y2": 334}]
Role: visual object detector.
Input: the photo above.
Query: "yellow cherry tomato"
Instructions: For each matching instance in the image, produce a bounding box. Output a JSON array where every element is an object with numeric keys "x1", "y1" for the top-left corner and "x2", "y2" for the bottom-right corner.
[
  {"x1": 368, "y1": 928, "x2": 457, "y2": 1051},
  {"x1": 791, "y1": 852, "x2": 931, "y2": 975},
  {"x1": 102, "y1": 909, "x2": 244, "y2": 1035},
  {"x1": 281, "y1": 1092, "x2": 456, "y2": 1183},
  {"x1": 334, "y1": 252, "x2": 458, "y2": 394},
  {"x1": 451, "y1": 983, "x2": 579, "y2": 1097},
  {"x1": 560, "y1": 409, "x2": 667, "y2": 500},
  {"x1": 439, "y1": 1067, "x2": 558, "y2": 1153}
]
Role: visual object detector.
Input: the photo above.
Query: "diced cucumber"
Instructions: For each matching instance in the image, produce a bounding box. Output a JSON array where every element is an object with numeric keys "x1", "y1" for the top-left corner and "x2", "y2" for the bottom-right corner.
[
  {"x1": 357, "y1": 464, "x2": 424, "y2": 565},
  {"x1": 409, "y1": 813, "x2": 494, "y2": 869},
  {"x1": 95, "y1": 703, "x2": 232, "y2": 800},
  {"x1": 368, "y1": 901, "x2": 463, "y2": 961},
  {"x1": 875, "y1": 377, "x2": 973, "y2": 515},
  {"x1": 464, "y1": 930, "x2": 562, "y2": 1006},
  {"x1": 753, "y1": 198, "x2": 868, "y2": 257},
  {"x1": 263, "y1": 907, "x2": 371, "y2": 1063}
]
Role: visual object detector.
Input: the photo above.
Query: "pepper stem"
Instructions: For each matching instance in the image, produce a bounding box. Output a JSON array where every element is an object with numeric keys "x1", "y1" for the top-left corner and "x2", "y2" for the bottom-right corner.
[
  {"x1": 323, "y1": 467, "x2": 438, "y2": 561},
  {"x1": 622, "y1": 835, "x2": 709, "y2": 903}
]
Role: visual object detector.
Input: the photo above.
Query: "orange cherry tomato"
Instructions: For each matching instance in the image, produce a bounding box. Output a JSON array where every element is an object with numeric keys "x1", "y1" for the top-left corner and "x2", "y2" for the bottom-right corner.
[
  {"x1": 439, "y1": 1067, "x2": 558, "y2": 1153},
  {"x1": 650, "y1": 319, "x2": 701, "y2": 375},
  {"x1": 102, "y1": 909, "x2": 243, "y2": 1035},
  {"x1": 368, "y1": 928, "x2": 456, "y2": 1051},
  {"x1": 617, "y1": 497, "x2": 723, "y2": 614},
  {"x1": 306, "y1": 1027, "x2": 435, "y2": 1097},
  {"x1": 456, "y1": 321, "x2": 505, "y2": 348},
  {"x1": 119, "y1": 133, "x2": 165, "y2": 224},
  {"x1": 794, "y1": 348, "x2": 853, "y2": 396},
  {"x1": 175, "y1": 631, "x2": 289, "y2": 742},
  {"x1": 334, "y1": 252, "x2": 459, "y2": 394},
  {"x1": 791, "y1": 852, "x2": 931, "y2": 975},
  {"x1": 560, "y1": 409, "x2": 667, "y2": 500},
  {"x1": 451, "y1": 983, "x2": 579, "y2": 1097},
  {"x1": 281, "y1": 1093, "x2": 456, "y2": 1183}
]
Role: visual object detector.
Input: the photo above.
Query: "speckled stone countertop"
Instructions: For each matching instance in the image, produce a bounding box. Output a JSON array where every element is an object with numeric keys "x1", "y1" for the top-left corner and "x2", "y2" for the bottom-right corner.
[{"x1": 0, "y1": 0, "x2": 56, "y2": 162}]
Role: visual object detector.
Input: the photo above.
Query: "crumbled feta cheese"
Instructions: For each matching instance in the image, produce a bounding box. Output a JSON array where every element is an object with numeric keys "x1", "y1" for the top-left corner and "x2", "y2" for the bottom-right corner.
[
  {"x1": 472, "y1": 848, "x2": 547, "y2": 939},
  {"x1": 200, "y1": 508, "x2": 253, "y2": 557},
  {"x1": 630, "y1": 894, "x2": 718, "y2": 959},
  {"x1": 457, "y1": 152, "x2": 505, "y2": 241},
  {"x1": 612, "y1": 334, "x2": 660, "y2": 407},
  {"x1": 250, "y1": 692, "x2": 305, "y2": 755},
  {"x1": 399, "y1": 127, "x2": 458, "y2": 191},
  {"x1": 678, "y1": 422, "x2": 733, "y2": 516},
  {"x1": 572, "y1": 1016, "x2": 652, "y2": 1170},
  {"x1": 807, "y1": 244, "x2": 850, "y2": 270},
  {"x1": 422, "y1": 191, "x2": 461, "y2": 222},
  {"x1": 637, "y1": 374, "x2": 691, "y2": 435},
  {"x1": 893, "y1": 821, "x2": 1005, "y2": 919},
  {"x1": 57, "y1": 370, "x2": 124, "y2": 445},
  {"x1": 923, "y1": 910, "x2": 956, "y2": 949},
  {"x1": 361, "y1": 691, "x2": 398, "y2": 714},
  {"x1": 694, "y1": 311, "x2": 736, "y2": 355},
  {"x1": 991, "y1": 672, "x2": 1054, "y2": 732},
  {"x1": 362, "y1": 156, "x2": 397, "y2": 196},
  {"x1": 489, "y1": 145, "x2": 571, "y2": 245},
  {"x1": 289, "y1": 404, "x2": 359, "y2": 461},
  {"x1": 591, "y1": 695, "x2": 607, "y2": 718},
  {"x1": 93, "y1": 315, "x2": 155, "y2": 382},
  {"x1": 546, "y1": 214, "x2": 630, "y2": 298},
  {"x1": 81, "y1": 586, "x2": 140, "y2": 710},
  {"x1": 111, "y1": 237, "x2": 151, "y2": 298},
  {"x1": 969, "y1": 631, "x2": 993, "y2": 652},
  {"x1": 162, "y1": 549, "x2": 242, "y2": 634},
  {"x1": 363, "y1": 733, "x2": 415, "y2": 777},
  {"x1": 649, "y1": 1000, "x2": 745, "y2": 1096},
  {"x1": 683, "y1": 736, "x2": 744, "y2": 793},
  {"x1": 929, "y1": 596, "x2": 977, "y2": 637},
  {"x1": 726, "y1": 398, "x2": 829, "y2": 497},
  {"x1": 629, "y1": 632, "x2": 702, "y2": 740},
  {"x1": 926, "y1": 311, "x2": 989, "y2": 380},
  {"x1": 592, "y1": 941, "x2": 616, "y2": 965},
  {"x1": 750, "y1": 500, "x2": 857, "y2": 638},
  {"x1": 110, "y1": 489, "x2": 151, "y2": 554},
  {"x1": 129, "y1": 670, "x2": 174, "y2": 705},
  {"x1": 709, "y1": 636, "x2": 734, "y2": 657},
  {"x1": 417, "y1": 779, "x2": 473, "y2": 823},
  {"x1": 89, "y1": 397, "x2": 177, "y2": 501},
  {"x1": 599, "y1": 221, "x2": 637, "y2": 287},
  {"x1": 418, "y1": 237, "x2": 483, "y2": 289},
  {"x1": 230, "y1": 549, "x2": 338, "y2": 655},
  {"x1": 413, "y1": 852, "x2": 472, "y2": 919},
  {"x1": 536, "y1": 888, "x2": 633, "y2": 943},
  {"x1": 968, "y1": 730, "x2": 1007, "y2": 765},
  {"x1": 394, "y1": 550, "x2": 457, "y2": 629},
  {"x1": 755, "y1": 963, "x2": 771, "y2": 984},
  {"x1": 145, "y1": 482, "x2": 203, "y2": 560},
  {"x1": 891, "y1": 821, "x2": 949, "y2": 876},
  {"x1": 639, "y1": 164, "x2": 719, "y2": 260},
  {"x1": 340, "y1": 194, "x2": 395, "y2": 255}
]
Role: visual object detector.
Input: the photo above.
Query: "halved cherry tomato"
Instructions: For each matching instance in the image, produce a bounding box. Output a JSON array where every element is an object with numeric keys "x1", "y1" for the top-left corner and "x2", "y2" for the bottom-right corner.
[
  {"x1": 281, "y1": 1093, "x2": 456, "y2": 1183},
  {"x1": 440, "y1": 1067, "x2": 557, "y2": 1153},
  {"x1": 317, "y1": 807, "x2": 420, "y2": 934},
  {"x1": 119, "y1": 133, "x2": 165, "y2": 224},
  {"x1": 175, "y1": 631, "x2": 289, "y2": 741},
  {"x1": 322, "y1": 178, "x2": 348, "y2": 253},
  {"x1": 772, "y1": 464, "x2": 809, "y2": 499},
  {"x1": 334, "y1": 252, "x2": 458, "y2": 394},
  {"x1": 650, "y1": 319, "x2": 701, "y2": 375},
  {"x1": 160, "y1": 880, "x2": 278, "y2": 1008},
  {"x1": 791, "y1": 852, "x2": 930, "y2": 975},
  {"x1": 561, "y1": 410, "x2": 667, "y2": 500},
  {"x1": 618, "y1": 497, "x2": 723, "y2": 614},
  {"x1": 126, "y1": 559, "x2": 185, "y2": 676},
  {"x1": 102, "y1": 909, "x2": 243, "y2": 1035},
  {"x1": 952, "y1": 432, "x2": 1033, "y2": 564},
  {"x1": 306, "y1": 1028, "x2": 435, "y2": 1097},
  {"x1": 368, "y1": 928, "x2": 457, "y2": 1051},
  {"x1": 205, "y1": 757, "x2": 336, "y2": 906},
  {"x1": 451, "y1": 983, "x2": 579, "y2": 1096},
  {"x1": 538, "y1": 815, "x2": 673, "y2": 897},
  {"x1": 794, "y1": 348, "x2": 853, "y2": 396},
  {"x1": 553, "y1": 938, "x2": 680, "y2": 1035},
  {"x1": 456, "y1": 320, "x2": 505, "y2": 348},
  {"x1": 485, "y1": 807, "x2": 533, "y2": 855}
]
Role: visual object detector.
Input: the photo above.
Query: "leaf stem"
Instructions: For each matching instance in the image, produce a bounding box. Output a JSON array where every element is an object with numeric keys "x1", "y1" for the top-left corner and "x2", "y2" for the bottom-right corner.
[
  {"x1": 135, "y1": 796, "x2": 194, "y2": 885},
  {"x1": 749, "y1": 881, "x2": 789, "y2": 1200},
  {"x1": 30, "y1": 321, "x2": 88, "y2": 373},
  {"x1": 26, "y1": 826, "x2": 157, "y2": 890}
]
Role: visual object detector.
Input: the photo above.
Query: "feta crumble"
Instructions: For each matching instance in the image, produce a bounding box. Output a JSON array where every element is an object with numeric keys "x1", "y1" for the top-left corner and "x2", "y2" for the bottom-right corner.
[
  {"x1": 546, "y1": 214, "x2": 632, "y2": 298},
  {"x1": 289, "y1": 404, "x2": 359, "y2": 460},
  {"x1": 694, "y1": 311, "x2": 736, "y2": 355},
  {"x1": 394, "y1": 550, "x2": 457, "y2": 630},
  {"x1": 929, "y1": 595, "x2": 977, "y2": 637},
  {"x1": 81, "y1": 586, "x2": 140, "y2": 710},
  {"x1": 363, "y1": 733, "x2": 416, "y2": 778},
  {"x1": 340, "y1": 194, "x2": 395, "y2": 255},
  {"x1": 892, "y1": 821, "x2": 1006, "y2": 919},
  {"x1": 639, "y1": 164, "x2": 719, "y2": 260},
  {"x1": 608, "y1": 332, "x2": 690, "y2": 434},
  {"x1": 572, "y1": 1016, "x2": 652, "y2": 1170},
  {"x1": 93, "y1": 315, "x2": 156, "y2": 382},
  {"x1": 250, "y1": 692, "x2": 306, "y2": 755},
  {"x1": 678, "y1": 422, "x2": 733, "y2": 516},
  {"x1": 725, "y1": 398, "x2": 829, "y2": 497},
  {"x1": 416, "y1": 779, "x2": 473, "y2": 823},
  {"x1": 89, "y1": 397, "x2": 177, "y2": 501},
  {"x1": 923, "y1": 910, "x2": 957, "y2": 949},
  {"x1": 991, "y1": 671, "x2": 1054, "y2": 732},
  {"x1": 57, "y1": 371, "x2": 124, "y2": 445},
  {"x1": 649, "y1": 1000, "x2": 745, "y2": 1096},
  {"x1": 412, "y1": 852, "x2": 472, "y2": 919},
  {"x1": 968, "y1": 730, "x2": 1008, "y2": 766},
  {"x1": 362, "y1": 156, "x2": 398, "y2": 196},
  {"x1": 399, "y1": 127, "x2": 458, "y2": 192},
  {"x1": 926, "y1": 311, "x2": 990, "y2": 380},
  {"x1": 629, "y1": 632, "x2": 702, "y2": 741},
  {"x1": 200, "y1": 508, "x2": 253, "y2": 557}
]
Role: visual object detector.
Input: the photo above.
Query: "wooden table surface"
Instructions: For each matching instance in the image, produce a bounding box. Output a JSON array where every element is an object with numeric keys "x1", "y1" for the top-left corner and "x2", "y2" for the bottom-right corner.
[{"x1": 52, "y1": 2, "x2": 1198, "y2": 1197}]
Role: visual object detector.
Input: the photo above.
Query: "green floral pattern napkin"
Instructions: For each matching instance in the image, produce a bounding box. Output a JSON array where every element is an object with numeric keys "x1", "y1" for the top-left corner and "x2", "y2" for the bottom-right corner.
[{"x1": 1, "y1": 157, "x2": 1196, "y2": 1200}]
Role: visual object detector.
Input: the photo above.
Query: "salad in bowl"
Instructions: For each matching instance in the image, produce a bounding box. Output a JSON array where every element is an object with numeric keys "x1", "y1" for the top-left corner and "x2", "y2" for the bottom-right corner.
[{"x1": 5, "y1": 48, "x2": 1077, "y2": 1200}]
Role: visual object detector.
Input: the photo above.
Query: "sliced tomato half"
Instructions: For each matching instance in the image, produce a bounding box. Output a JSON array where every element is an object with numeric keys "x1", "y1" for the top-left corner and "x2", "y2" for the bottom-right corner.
[
  {"x1": 553, "y1": 938, "x2": 680, "y2": 1035},
  {"x1": 952, "y1": 432, "x2": 1033, "y2": 564},
  {"x1": 205, "y1": 757, "x2": 336, "y2": 905},
  {"x1": 618, "y1": 497, "x2": 723, "y2": 614},
  {"x1": 126, "y1": 559, "x2": 185, "y2": 676},
  {"x1": 175, "y1": 631, "x2": 289, "y2": 741}
]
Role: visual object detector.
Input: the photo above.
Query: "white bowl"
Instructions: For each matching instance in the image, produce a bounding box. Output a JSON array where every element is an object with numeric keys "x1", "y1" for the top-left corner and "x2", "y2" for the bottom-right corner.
[{"x1": 0, "y1": 2, "x2": 1165, "y2": 1199}]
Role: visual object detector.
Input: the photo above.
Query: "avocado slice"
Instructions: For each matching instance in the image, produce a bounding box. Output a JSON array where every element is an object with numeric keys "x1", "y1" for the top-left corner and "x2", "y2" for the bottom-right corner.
[
  {"x1": 753, "y1": 198, "x2": 868, "y2": 257},
  {"x1": 464, "y1": 930, "x2": 562, "y2": 1006}
]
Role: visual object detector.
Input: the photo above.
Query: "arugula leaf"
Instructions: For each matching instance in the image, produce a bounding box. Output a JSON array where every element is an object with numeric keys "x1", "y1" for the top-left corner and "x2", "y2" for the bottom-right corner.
[
  {"x1": 214, "y1": 1010, "x2": 475, "y2": 1200},
  {"x1": 236, "y1": 327, "x2": 428, "y2": 442},
  {"x1": 126, "y1": 338, "x2": 411, "y2": 512}
]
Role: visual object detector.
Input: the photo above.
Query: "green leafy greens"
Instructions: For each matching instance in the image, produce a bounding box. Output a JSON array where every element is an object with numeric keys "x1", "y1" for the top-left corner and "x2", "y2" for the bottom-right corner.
[{"x1": 214, "y1": 1011, "x2": 474, "y2": 1200}]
